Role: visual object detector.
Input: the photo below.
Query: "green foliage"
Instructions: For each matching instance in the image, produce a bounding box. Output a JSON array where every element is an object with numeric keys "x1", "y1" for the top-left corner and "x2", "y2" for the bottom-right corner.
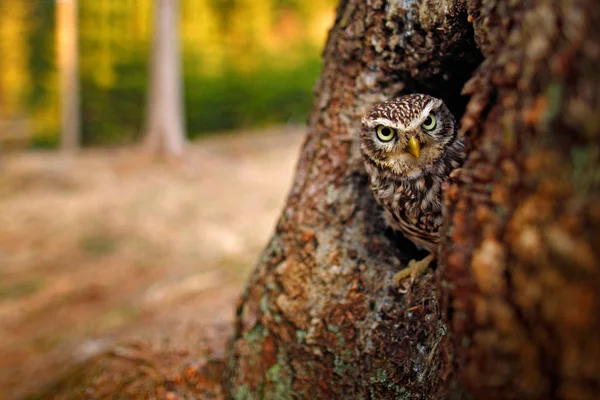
[
  {"x1": 5, "y1": 0, "x2": 335, "y2": 147},
  {"x1": 30, "y1": 134, "x2": 59, "y2": 149},
  {"x1": 80, "y1": 51, "x2": 150, "y2": 146},
  {"x1": 184, "y1": 53, "x2": 320, "y2": 137},
  {"x1": 27, "y1": 0, "x2": 56, "y2": 109}
]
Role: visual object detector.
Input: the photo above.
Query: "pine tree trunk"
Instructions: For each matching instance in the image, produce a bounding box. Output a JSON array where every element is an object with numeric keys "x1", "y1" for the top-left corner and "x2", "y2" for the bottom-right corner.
[
  {"x1": 144, "y1": 0, "x2": 186, "y2": 155},
  {"x1": 224, "y1": 0, "x2": 600, "y2": 398},
  {"x1": 57, "y1": 0, "x2": 80, "y2": 151}
]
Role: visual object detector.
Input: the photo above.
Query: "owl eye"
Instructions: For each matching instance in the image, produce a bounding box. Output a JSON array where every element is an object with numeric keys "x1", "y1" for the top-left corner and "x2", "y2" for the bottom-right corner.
[
  {"x1": 376, "y1": 126, "x2": 396, "y2": 142},
  {"x1": 422, "y1": 114, "x2": 436, "y2": 131}
]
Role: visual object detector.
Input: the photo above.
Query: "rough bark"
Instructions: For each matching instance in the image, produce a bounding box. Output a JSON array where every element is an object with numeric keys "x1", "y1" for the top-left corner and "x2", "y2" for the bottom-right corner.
[
  {"x1": 441, "y1": 0, "x2": 600, "y2": 398},
  {"x1": 144, "y1": 0, "x2": 186, "y2": 155},
  {"x1": 225, "y1": 0, "x2": 600, "y2": 399},
  {"x1": 57, "y1": 0, "x2": 80, "y2": 151}
]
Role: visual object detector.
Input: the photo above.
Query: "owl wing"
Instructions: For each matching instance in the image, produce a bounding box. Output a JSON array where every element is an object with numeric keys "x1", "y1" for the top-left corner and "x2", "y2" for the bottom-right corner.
[{"x1": 385, "y1": 207, "x2": 439, "y2": 254}]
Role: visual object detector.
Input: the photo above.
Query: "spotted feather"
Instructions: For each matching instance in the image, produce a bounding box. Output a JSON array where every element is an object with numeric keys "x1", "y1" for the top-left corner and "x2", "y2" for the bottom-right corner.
[{"x1": 360, "y1": 94, "x2": 466, "y2": 253}]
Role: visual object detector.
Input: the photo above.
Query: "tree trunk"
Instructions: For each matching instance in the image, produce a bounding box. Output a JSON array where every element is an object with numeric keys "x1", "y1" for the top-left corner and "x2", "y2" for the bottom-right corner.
[
  {"x1": 225, "y1": 0, "x2": 600, "y2": 399},
  {"x1": 144, "y1": 0, "x2": 186, "y2": 156},
  {"x1": 57, "y1": 0, "x2": 80, "y2": 151}
]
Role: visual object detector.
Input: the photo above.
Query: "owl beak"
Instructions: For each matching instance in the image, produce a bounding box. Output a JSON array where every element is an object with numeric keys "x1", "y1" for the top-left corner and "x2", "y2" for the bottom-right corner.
[{"x1": 408, "y1": 136, "x2": 421, "y2": 158}]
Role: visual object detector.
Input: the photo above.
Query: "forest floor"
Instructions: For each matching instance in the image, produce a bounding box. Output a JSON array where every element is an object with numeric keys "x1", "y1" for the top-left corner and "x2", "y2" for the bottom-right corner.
[{"x1": 0, "y1": 126, "x2": 304, "y2": 399}]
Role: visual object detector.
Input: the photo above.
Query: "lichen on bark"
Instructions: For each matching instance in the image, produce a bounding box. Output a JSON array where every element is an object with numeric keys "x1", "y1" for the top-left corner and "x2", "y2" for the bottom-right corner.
[
  {"x1": 225, "y1": 0, "x2": 482, "y2": 398},
  {"x1": 441, "y1": 0, "x2": 600, "y2": 398},
  {"x1": 26, "y1": 0, "x2": 600, "y2": 398},
  {"x1": 225, "y1": 0, "x2": 600, "y2": 399}
]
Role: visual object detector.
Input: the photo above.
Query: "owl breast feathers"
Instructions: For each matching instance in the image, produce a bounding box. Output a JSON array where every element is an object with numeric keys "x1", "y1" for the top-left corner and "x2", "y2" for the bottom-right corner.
[{"x1": 360, "y1": 94, "x2": 466, "y2": 253}]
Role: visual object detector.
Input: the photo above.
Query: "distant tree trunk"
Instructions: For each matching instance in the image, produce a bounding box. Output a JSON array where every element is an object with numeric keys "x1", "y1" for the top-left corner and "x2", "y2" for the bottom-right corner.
[
  {"x1": 225, "y1": 0, "x2": 600, "y2": 399},
  {"x1": 144, "y1": 0, "x2": 186, "y2": 156},
  {"x1": 57, "y1": 0, "x2": 80, "y2": 151}
]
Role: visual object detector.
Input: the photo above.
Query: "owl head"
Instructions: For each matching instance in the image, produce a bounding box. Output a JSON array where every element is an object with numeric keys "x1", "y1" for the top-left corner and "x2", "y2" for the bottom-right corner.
[{"x1": 360, "y1": 94, "x2": 457, "y2": 178}]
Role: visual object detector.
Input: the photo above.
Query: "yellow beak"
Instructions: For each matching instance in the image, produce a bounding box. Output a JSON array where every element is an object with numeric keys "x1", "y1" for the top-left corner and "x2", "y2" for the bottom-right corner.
[{"x1": 408, "y1": 136, "x2": 421, "y2": 158}]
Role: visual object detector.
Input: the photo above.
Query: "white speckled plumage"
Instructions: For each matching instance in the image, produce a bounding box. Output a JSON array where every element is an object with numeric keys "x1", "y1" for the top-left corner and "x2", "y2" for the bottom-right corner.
[{"x1": 360, "y1": 94, "x2": 466, "y2": 254}]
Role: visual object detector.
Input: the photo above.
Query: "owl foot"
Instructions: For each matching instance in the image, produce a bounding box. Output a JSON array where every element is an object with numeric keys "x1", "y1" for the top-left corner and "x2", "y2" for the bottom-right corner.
[{"x1": 393, "y1": 254, "x2": 435, "y2": 292}]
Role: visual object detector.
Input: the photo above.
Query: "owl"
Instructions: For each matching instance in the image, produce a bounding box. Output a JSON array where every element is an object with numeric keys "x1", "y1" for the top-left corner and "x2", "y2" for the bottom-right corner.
[{"x1": 360, "y1": 94, "x2": 466, "y2": 288}]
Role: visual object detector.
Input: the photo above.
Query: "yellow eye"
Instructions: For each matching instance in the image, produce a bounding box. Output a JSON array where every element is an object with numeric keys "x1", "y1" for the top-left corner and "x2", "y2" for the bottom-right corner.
[
  {"x1": 376, "y1": 126, "x2": 396, "y2": 142},
  {"x1": 422, "y1": 114, "x2": 436, "y2": 131}
]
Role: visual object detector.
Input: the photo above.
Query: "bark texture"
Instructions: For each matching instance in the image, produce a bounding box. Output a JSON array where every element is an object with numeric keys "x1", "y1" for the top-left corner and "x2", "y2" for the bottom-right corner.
[
  {"x1": 225, "y1": 0, "x2": 600, "y2": 399},
  {"x1": 441, "y1": 0, "x2": 600, "y2": 398}
]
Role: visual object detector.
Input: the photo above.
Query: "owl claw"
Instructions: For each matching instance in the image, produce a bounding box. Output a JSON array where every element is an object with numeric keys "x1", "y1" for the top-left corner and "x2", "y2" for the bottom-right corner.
[{"x1": 393, "y1": 254, "x2": 435, "y2": 290}]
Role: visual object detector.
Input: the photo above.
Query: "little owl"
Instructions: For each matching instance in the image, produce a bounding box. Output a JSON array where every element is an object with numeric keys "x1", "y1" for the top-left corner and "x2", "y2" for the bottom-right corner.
[{"x1": 360, "y1": 94, "x2": 466, "y2": 288}]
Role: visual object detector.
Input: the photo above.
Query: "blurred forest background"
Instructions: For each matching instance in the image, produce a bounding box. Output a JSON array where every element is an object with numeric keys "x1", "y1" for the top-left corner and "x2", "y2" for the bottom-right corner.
[
  {"x1": 0, "y1": 0, "x2": 335, "y2": 148},
  {"x1": 0, "y1": 0, "x2": 336, "y2": 396}
]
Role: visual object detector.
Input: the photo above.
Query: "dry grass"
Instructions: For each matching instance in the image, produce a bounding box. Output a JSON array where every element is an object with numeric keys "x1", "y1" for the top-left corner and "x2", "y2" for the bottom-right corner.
[{"x1": 0, "y1": 126, "x2": 304, "y2": 399}]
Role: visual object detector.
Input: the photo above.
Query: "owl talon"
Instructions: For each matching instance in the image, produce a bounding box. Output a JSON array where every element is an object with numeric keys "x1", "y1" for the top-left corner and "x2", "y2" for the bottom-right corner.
[
  {"x1": 361, "y1": 95, "x2": 466, "y2": 295},
  {"x1": 393, "y1": 254, "x2": 435, "y2": 290}
]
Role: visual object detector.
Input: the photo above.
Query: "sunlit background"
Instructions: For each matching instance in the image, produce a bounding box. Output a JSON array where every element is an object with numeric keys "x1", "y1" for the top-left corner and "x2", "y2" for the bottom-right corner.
[
  {"x1": 0, "y1": 0, "x2": 335, "y2": 147},
  {"x1": 0, "y1": 0, "x2": 336, "y2": 396}
]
